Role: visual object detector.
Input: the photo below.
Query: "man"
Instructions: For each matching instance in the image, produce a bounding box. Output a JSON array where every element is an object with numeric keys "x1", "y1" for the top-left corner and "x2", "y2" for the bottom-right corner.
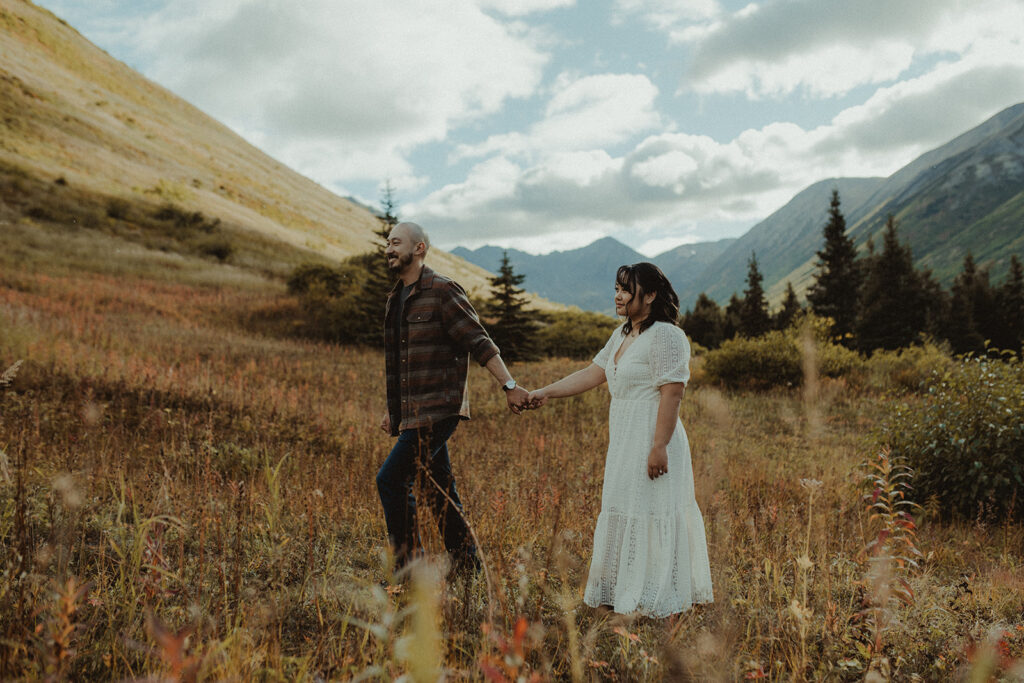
[{"x1": 377, "y1": 221, "x2": 529, "y2": 577}]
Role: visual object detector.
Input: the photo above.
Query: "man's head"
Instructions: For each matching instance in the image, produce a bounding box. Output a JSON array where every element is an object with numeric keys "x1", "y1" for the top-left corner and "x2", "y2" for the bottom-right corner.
[{"x1": 385, "y1": 222, "x2": 430, "y2": 277}]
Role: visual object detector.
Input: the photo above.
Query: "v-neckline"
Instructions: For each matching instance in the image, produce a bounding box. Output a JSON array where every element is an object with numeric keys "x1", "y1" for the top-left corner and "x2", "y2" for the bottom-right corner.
[{"x1": 613, "y1": 328, "x2": 640, "y2": 367}]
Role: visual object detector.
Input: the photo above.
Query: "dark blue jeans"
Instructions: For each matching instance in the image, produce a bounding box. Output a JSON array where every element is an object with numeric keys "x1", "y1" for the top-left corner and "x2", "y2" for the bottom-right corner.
[{"x1": 376, "y1": 416, "x2": 478, "y2": 571}]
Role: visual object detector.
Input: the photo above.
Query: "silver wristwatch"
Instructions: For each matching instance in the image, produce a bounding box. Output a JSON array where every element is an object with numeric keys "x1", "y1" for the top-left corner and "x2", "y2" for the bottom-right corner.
[{"x1": 502, "y1": 379, "x2": 517, "y2": 392}]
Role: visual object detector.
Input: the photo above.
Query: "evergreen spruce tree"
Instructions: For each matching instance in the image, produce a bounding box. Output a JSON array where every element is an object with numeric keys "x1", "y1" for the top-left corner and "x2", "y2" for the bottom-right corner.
[
  {"x1": 917, "y1": 267, "x2": 949, "y2": 342},
  {"x1": 739, "y1": 252, "x2": 771, "y2": 338},
  {"x1": 807, "y1": 189, "x2": 861, "y2": 342},
  {"x1": 682, "y1": 293, "x2": 725, "y2": 348},
  {"x1": 854, "y1": 215, "x2": 928, "y2": 351},
  {"x1": 994, "y1": 255, "x2": 1024, "y2": 352},
  {"x1": 349, "y1": 181, "x2": 400, "y2": 344},
  {"x1": 485, "y1": 250, "x2": 538, "y2": 362},
  {"x1": 723, "y1": 294, "x2": 743, "y2": 341},
  {"x1": 946, "y1": 254, "x2": 988, "y2": 354},
  {"x1": 774, "y1": 281, "x2": 802, "y2": 330}
]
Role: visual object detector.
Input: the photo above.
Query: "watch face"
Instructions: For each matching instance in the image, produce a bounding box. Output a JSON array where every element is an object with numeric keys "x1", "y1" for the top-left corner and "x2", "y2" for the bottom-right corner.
[{"x1": 504, "y1": 380, "x2": 516, "y2": 391}]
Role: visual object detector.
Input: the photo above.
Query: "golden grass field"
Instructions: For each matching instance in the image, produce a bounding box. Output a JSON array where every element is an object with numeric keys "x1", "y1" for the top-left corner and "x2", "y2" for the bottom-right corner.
[{"x1": 2, "y1": 217, "x2": 1024, "y2": 682}]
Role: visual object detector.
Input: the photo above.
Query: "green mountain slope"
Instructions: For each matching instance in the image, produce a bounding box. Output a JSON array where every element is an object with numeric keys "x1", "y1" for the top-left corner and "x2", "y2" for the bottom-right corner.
[{"x1": 685, "y1": 102, "x2": 1024, "y2": 307}]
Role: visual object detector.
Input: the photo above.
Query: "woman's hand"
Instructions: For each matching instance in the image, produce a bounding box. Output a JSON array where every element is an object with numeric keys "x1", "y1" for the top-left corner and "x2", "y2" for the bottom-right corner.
[
  {"x1": 647, "y1": 444, "x2": 668, "y2": 480},
  {"x1": 526, "y1": 388, "x2": 549, "y2": 409}
]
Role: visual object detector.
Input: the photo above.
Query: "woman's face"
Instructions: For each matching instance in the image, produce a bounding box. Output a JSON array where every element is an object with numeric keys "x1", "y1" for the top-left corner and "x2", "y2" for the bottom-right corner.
[{"x1": 614, "y1": 280, "x2": 652, "y2": 321}]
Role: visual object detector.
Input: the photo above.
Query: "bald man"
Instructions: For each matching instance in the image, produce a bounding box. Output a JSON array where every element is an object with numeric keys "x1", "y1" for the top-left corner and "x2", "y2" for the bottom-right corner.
[{"x1": 377, "y1": 222, "x2": 529, "y2": 577}]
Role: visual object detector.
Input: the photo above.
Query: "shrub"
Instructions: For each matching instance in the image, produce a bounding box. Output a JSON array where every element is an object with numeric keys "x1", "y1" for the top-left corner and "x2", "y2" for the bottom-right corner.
[
  {"x1": 106, "y1": 198, "x2": 130, "y2": 220},
  {"x1": 287, "y1": 263, "x2": 344, "y2": 297},
  {"x1": 702, "y1": 330, "x2": 802, "y2": 390},
  {"x1": 196, "y1": 237, "x2": 233, "y2": 262},
  {"x1": 701, "y1": 313, "x2": 862, "y2": 390},
  {"x1": 861, "y1": 341, "x2": 953, "y2": 393},
  {"x1": 881, "y1": 354, "x2": 1024, "y2": 521},
  {"x1": 534, "y1": 310, "x2": 618, "y2": 360}
]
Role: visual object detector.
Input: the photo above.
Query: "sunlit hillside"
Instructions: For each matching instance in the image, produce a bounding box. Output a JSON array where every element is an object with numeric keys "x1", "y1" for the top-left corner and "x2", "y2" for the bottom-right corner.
[{"x1": 0, "y1": 0, "x2": 503, "y2": 296}]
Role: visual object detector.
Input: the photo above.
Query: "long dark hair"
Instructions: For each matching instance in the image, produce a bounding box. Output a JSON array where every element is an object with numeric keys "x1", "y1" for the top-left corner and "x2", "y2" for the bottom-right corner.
[{"x1": 616, "y1": 262, "x2": 680, "y2": 336}]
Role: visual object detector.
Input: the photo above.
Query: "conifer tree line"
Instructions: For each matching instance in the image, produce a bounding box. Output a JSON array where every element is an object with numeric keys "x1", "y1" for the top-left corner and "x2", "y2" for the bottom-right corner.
[{"x1": 682, "y1": 189, "x2": 1024, "y2": 355}]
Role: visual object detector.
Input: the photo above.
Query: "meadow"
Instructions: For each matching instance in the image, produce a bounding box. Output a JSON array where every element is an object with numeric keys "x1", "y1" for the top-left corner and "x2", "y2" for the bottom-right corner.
[{"x1": 1, "y1": 221, "x2": 1023, "y2": 681}]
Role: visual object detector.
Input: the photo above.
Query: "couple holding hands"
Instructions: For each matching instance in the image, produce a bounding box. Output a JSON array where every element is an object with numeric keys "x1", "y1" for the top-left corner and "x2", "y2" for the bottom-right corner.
[{"x1": 377, "y1": 222, "x2": 712, "y2": 617}]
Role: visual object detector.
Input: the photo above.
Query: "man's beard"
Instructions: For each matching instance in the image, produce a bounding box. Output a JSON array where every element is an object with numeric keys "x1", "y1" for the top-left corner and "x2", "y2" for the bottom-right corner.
[{"x1": 387, "y1": 252, "x2": 413, "y2": 273}]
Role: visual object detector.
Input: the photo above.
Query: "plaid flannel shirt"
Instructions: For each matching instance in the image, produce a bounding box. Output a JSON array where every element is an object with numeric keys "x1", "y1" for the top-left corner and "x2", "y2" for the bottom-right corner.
[{"x1": 384, "y1": 266, "x2": 499, "y2": 436}]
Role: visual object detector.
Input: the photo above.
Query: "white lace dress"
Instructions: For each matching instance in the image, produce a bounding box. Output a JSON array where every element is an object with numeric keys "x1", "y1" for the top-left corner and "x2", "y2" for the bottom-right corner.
[{"x1": 584, "y1": 322, "x2": 713, "y2": 616}]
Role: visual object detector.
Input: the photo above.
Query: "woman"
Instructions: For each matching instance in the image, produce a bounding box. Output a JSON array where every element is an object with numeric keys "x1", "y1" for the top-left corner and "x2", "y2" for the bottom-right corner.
[{"x1": 527, "y1": 263, "x2": 713, "y2": 616}]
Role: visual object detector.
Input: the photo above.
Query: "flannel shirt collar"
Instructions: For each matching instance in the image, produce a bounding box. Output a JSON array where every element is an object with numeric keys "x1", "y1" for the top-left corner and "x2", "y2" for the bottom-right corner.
[{"x1": 389, "y1": 264, "x2": 436, "y2": 298}]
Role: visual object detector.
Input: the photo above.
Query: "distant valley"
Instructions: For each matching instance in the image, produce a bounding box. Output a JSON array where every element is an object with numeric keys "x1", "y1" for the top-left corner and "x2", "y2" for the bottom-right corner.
[
  {"x1": 460, "y1": 102, "x2": 1024, "y2": 313},
  {"x1": 453, "y1": 237, "x2": 735, "y2": 315}
]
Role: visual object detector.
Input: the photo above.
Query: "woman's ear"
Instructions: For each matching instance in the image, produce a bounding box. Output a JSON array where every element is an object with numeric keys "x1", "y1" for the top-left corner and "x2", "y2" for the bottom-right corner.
[{"x1": 645, "y1": 291, "x2": 657, "y2": 305}]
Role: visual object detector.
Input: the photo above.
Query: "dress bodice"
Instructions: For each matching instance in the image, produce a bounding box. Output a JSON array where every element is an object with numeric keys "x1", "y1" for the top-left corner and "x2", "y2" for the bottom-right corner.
[{"x1": 593, "y1": 322, "x2": 691, "y2": 401}]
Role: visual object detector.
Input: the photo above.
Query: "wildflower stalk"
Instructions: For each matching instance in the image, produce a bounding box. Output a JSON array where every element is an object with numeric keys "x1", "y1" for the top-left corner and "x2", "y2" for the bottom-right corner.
[{"x1": 859, "y1": 448, "x2": 923, "y2": 671}]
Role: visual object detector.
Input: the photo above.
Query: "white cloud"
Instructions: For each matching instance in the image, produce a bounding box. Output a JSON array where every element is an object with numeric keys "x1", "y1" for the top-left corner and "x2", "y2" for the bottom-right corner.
[
  {"x1": 812, "y1": 59, "x2": 1024, "y2": 174},
  {"x1": 612, "y1": 0, "x2": 721, "y2": 29},
  {"x1": 478, "y1": 0, "x2": 575, "y2": 16},
  {"x1": 679, "y1": 0, "x2": 1023, "y2": 98},
  {"x1": 109, "y1": 0, "x2": 550, "y2": 185},
  {"x1": 691, "y1": 42, "x2": 915, "y2": 98},
  {"x1": 454, "y1": 73, "x2": 662, "y2": 160}
]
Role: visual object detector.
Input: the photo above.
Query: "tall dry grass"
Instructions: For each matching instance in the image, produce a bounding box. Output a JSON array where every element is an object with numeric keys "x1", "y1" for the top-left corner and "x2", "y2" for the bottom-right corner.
[{"x1": 1, "y1": 264, "x2": 1023, "y2": 680}]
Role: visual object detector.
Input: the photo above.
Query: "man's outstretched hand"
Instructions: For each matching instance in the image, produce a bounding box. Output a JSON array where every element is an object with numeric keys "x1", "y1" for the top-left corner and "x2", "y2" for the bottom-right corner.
[{"x1": 505, "y1": 385, "x2": 530, "y2": 414}]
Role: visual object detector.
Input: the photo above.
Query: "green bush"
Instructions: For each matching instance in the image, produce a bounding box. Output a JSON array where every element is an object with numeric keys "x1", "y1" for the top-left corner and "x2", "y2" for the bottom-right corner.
[
  {"x1": 882, "y1": 354, "x2": 1024, "y2": 521},
  {"x1": 701, "y1": 314, "x2": 862, "y2": 390},
  {"x1": 534, "y1": 310, "x2": 619, "y2": 360},
  {"x1": 287, "y1": 263, "x2": 344, "y2": 296},
  {"x1": 702, "y1": 330, "x2": 802, "y2": 389},
  {"x1": 861, "y1": 341, "x2": 953, "y2": 393},
  {"x1": 196, "y1": 237, "x2": 234, "y2": 262}
]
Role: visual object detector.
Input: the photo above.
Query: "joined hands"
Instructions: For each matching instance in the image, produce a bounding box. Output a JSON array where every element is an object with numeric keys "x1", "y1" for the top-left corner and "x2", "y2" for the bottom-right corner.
[{"x1": 506, "y1": 387, "x2": 549, "y2": 414}]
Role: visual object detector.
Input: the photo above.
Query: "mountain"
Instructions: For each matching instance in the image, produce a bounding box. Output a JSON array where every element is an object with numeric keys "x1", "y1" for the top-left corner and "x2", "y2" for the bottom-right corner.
[
  {"x1": 676, "y1": 178, "x2": 886, "y2": 306},
  {"x1": 0, "y1": 0, "x2": 498, "y2": 297},
  {"x1": 843, "y1": 102, "x2": 1024, "y2": 283},
  {"x1": 650, "y1": 238, "x2": 738, "y2": 296},
  {"x1": 453, "y1": 237, "x2": 645, "y2": 314},
  {"x1": 681, "y1": 102, "x2": 1024, "y2": 307},
  {"x1": 453, "y1": 236, "x2": 738, "y2": 314}
]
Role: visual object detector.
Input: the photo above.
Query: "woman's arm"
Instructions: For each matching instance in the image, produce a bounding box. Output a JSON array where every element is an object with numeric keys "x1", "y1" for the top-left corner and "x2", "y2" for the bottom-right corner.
[
  {"x1": 647, "y1": 381, "x2": 684, "y2": 479},
  {"x1": 527, "y1": 363, "x2": 606, "y2": 407}
]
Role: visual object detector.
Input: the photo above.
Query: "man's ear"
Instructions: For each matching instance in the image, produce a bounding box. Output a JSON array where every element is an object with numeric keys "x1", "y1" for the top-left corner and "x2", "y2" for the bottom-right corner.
[{"x1": 414, "y1": 241, "x2": 427, "y2": 257}]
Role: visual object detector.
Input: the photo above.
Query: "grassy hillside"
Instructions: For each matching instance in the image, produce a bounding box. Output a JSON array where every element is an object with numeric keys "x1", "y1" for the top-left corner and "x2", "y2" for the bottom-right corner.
[{"x1": 0, "y1": 0, "x2": 499, "y2": 296}]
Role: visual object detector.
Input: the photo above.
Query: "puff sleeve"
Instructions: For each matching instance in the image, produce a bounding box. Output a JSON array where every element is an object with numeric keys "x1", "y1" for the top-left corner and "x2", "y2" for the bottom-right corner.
[
  {"x1": 648, "y1": 323, "x2": 690, "y2": 387},
  {"x1": 592, "y1": 325, "x2": 624, "y2": 370}
]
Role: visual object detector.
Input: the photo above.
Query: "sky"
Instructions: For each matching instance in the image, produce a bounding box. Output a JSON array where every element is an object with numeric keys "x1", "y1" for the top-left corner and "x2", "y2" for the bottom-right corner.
[{"x1": 35, "y1": 0, "x2": 1024, "y2": 256}]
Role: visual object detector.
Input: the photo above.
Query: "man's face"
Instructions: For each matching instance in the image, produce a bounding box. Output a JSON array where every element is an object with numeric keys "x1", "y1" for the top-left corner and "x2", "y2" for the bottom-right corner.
[{"x1": 385, "y1": 227, "x2": 418, "y2": 274}]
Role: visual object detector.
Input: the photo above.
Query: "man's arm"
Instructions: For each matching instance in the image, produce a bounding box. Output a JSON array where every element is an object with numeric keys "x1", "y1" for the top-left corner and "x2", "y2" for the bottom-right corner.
[
  {"x1": 439, "y1": 281, "x2": 499, "y2": 366},
  {"x1": 438, "y1": 281, "x2": 529, "y2": 413},
  {"x1": 484, "y1": 354, "x2": 530, "y2": 414}
]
